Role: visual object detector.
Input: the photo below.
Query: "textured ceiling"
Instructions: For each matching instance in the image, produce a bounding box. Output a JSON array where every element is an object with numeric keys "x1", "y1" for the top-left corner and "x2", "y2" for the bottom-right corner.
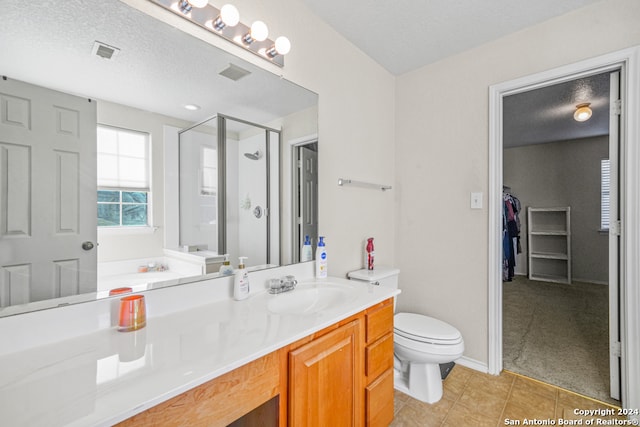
[
  {"x1": 300, "y1": 0, "x2": 610, "y2": 146},
  {"x1": 0, "y1": 0, "x2": 317, "y2": 125},
  {"x1": 301, "y1": 0, "x2": 603, "y2": 76},
  {"x1": 503, "y1": 72, "x2": 611, "y2": 148}
]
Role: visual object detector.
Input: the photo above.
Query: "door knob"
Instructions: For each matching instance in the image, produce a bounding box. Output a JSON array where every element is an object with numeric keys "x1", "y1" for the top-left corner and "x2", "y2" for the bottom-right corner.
[
  {"x1": 253, "y1": 206, "x2": 263, "y2": 218},
  {"x1": 82, "y1": 241, "x2": 95, "y2": 251}
]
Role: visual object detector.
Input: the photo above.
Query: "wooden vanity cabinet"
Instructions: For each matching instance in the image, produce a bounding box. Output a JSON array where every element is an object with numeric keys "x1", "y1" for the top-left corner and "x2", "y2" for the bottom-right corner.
[
  {"x1": 287, "y1": 297, "x2": 395, "y2": 427},
  {"x1": 118, "y1": 298, "x2": 395, "y2": 427},
  {"x1": 364, "y1": 300, "x2": 395, "y2": 426}
]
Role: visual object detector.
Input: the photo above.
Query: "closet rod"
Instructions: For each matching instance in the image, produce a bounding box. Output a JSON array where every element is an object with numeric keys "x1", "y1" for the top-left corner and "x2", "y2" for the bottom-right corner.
[{"x1": 338, "y1": 178, "x2": 392, "y2": 191}]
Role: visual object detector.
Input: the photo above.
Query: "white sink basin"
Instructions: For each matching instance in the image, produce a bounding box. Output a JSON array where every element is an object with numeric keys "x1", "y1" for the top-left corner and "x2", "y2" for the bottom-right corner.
[{"x1": 267, "y1": 284, "x2": 355, "y2": 315}]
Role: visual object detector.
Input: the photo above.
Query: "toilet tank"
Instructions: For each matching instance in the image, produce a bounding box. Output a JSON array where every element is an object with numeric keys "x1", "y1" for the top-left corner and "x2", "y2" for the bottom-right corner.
[{"x1": 347, "y1": 267, "x2": 400, "y2": 289}]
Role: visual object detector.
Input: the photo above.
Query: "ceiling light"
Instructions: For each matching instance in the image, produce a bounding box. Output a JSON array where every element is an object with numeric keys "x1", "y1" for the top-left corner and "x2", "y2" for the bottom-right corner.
[
  {"x1": 574, "y1": 103, "x2": 592, "y2": 122},
  {"x1": 243, "y1": 20, "x2": 268, "y2": 44},
  {"x1": 184, "y1": 104, "x2": 200, "y2": 111},
  {"x1": 211, "y1": 4, "x2": 239, "y2": 31}
]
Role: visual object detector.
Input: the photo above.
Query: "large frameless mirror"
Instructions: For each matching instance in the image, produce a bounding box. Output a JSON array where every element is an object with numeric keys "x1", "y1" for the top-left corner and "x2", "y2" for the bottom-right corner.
[{"x1": 0, "y1": 0, "x2": 318, "y2": 317}]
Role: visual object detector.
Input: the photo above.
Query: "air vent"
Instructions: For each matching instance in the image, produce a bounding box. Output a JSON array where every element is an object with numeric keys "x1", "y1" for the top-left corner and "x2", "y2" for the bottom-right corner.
[
  {"x1": 219, "y1": 63, "x2": 251, "y2": 81},
  {"x1": 92, "y1": 41, "x2": 120, "y2": 60}
]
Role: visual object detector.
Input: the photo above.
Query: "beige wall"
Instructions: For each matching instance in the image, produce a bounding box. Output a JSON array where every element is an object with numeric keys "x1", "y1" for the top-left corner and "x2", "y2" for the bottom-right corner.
[
  {"x1": 395, "y1": 0, "x2": 640, "y2": 364},
  {"x1": 504, "y1": 136, "x2": 609, "y2": 283}
]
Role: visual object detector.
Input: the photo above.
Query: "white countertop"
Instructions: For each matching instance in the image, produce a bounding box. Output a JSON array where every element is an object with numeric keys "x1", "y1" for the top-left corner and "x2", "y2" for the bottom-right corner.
[{"x1": 0, "y1": 272, "x2": 398, "y2": 427}]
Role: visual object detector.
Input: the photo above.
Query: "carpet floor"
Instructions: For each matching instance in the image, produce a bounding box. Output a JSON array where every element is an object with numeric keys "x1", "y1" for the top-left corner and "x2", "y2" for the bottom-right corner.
[{"x1": 502, "y1": 275, "x2": 618, "y2": 405}]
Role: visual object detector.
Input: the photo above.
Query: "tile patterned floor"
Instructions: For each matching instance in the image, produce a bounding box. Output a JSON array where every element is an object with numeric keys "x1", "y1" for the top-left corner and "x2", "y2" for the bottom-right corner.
[{"x1": 390, "y1": 365, "x2": 625, "y2": 426}]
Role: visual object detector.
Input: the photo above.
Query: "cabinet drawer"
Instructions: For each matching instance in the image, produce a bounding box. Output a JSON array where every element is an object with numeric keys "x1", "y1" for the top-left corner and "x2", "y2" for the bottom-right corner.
[
  {"x1": 366, "y1": 300, "x2": 393, "y2": 344},
  {"x1": 366, "y1": 332, "x2": 394, "y2": 379},
  {"x1": 366, "y1": 369, "x2": 394, "y2": 427}
]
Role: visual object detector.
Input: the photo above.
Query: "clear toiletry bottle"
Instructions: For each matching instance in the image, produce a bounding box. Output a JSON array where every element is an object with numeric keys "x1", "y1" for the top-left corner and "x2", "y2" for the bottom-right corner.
[
  {"x1": 219, "y1": 254, "x2": 234, "y2": 276},
  {"x1": 301, "y1": 235, "x2": 313, "y2": 262},
  {"x1": 233, "y1": 257, "x2": 250, "y2": 300},
  {"x1": 315, "y1": 236, "x2": 327, "y2": 279}
]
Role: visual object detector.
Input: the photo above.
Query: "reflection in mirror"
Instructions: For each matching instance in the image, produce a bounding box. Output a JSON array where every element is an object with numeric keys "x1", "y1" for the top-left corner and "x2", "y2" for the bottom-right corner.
[
  {"x1": 177, "y1": 114, "x2": 280, "y2": 271},
  {"x1": 0, "y1": 0, "x2": 318, "y2": 317}
]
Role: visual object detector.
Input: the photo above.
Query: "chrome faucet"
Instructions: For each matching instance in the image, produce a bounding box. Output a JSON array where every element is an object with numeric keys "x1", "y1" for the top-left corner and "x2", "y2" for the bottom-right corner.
[{"x1": 268, "y1": 275, "x2": 298, "y2": 294}]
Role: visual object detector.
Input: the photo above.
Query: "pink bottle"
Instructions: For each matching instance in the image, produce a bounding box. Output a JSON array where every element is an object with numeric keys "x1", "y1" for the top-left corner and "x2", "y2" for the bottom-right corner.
[{"x1": 366, "y1": 237, "x2": 375, "y2": 270}]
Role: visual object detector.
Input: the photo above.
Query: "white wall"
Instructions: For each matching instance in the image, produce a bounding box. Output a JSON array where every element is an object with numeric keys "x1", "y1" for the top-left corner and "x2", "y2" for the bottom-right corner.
[
  {"x1": 395, "y1": 0, "x2": 640, "y2": 364},
  {"x1": 504, "y1": 136, "x2": 609, "y2": 283}
]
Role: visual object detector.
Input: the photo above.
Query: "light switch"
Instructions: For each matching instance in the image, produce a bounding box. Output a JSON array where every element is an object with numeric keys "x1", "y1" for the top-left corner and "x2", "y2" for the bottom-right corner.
[{"x1": 471, "y1": 192, "x2": 483, "y2": 209}]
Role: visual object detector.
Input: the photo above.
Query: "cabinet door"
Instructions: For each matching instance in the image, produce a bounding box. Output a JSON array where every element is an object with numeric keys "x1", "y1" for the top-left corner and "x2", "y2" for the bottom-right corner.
[
  {"x1": 366, "y1": 369, "x2": 394, "y2": 427},
  {"x1": 289, "y1": 320, "x2": 362, "y2": 426}
]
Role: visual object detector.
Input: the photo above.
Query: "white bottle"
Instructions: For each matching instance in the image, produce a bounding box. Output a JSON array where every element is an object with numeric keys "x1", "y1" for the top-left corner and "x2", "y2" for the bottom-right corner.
[
  {"x1": 301, "y1": 235, "x2": 313, "y2": 262},
  {"x1": 233, "y1": 257, "x2": 250, "y2": 300},
  {"x1": 315, "y1": 236, "x2": 327, "y2": 279},
  {"x1": 218, "y1": 254, "x2": 234, "y2": 276}
]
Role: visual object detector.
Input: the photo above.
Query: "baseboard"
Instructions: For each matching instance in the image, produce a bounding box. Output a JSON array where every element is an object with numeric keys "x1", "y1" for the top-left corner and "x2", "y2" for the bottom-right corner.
[
  {"x1": 572, "y1": 277, "x2": 608, "y2": 285},
  {"x1": 455, "y1": 356, "x2": 489, "y2": 374}
]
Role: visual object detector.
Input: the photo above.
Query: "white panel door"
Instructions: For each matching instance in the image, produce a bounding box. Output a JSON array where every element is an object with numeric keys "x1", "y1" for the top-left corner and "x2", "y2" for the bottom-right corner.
[
  {"x1": 0, "y1": 77, "x2": 97, "y2": 306},
  {"x1": 299, "y1": 145, "x2": 318, "y2": 251}
]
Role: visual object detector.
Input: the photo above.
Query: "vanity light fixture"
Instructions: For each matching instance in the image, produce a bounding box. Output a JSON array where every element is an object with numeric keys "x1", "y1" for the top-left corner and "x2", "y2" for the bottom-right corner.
[
  {"x1": 574, "y1": 103, "x2": 592, "y2": 122},
  {"x1": 148, "y1": 0, "x2": 290, "y2": 67}
]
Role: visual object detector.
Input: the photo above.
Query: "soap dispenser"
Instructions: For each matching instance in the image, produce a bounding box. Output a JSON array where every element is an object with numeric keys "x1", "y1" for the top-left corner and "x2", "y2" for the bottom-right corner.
[
  {"x1": 233, "y1": 256, "x2": 250, "y2": 300},
  {"x1": 218, "y1": 254, "x2": 233, "y2": 276},
  {"x1": 315, "y1": 236, "x2": 327, "y2": 279},
  {"x1": 301, "y1": 235, "x2": 313, "y2": 262}
]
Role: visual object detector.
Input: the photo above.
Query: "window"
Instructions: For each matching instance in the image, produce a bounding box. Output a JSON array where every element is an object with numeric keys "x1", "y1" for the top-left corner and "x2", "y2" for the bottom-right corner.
[
  {"x1": 200, "y1": 146, "x2": 217, "y2": 196},
  {"x1": 97, "y1": 125, "x2": 150, "y2": 227},
  {"x1": 601, "y1": 159, "x2": 610, "y2": 230}
]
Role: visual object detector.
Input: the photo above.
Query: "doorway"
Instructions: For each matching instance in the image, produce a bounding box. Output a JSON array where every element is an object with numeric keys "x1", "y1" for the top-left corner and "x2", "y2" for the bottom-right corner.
[
  {"x1": 500, "y1": 72, "x2": 617, "y2": 403},
  {"x1": 292, "y1": 139, "x2": 318, "y2": 262},
  {"x1": 487, "y1": 47, "x2": 640, "y2": 411}
]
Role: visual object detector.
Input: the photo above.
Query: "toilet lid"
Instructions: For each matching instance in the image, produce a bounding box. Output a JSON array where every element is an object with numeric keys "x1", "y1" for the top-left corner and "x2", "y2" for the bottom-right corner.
[{"x1": 394, "y1": 313, "x2": 462, "y2": 344}]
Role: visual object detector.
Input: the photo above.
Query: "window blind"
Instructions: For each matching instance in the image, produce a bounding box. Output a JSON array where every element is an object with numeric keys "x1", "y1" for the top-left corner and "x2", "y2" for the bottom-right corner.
[
  {"x1": 601, "y1": 159, "x2": 610, "y2": 230},
  {"x1": 97, "y1": 125, "x2": 150, "y2": 191}
]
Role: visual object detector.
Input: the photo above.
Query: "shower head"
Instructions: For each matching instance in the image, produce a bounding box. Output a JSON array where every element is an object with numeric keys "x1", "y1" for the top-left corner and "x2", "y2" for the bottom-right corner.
[{"x1": 244, "y1": 150, "x2": 262, "y2": 160}]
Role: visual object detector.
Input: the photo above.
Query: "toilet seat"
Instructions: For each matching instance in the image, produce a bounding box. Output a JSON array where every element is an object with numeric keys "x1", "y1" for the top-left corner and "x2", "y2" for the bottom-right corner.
[{"x1": 394, "y1": 313, "x2": 463, "y2": 345}]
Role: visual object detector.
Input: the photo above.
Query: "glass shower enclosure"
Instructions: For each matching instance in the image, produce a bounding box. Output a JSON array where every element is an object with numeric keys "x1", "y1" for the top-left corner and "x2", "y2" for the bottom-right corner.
[{"x1": 178, "y1": 114, "x2": 280, "y2": 269}]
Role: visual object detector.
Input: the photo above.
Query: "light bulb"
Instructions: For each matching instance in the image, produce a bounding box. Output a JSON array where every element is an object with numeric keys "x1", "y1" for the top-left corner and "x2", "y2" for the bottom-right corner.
[
  {"x1": 220, "y1": 4, "x2": 239, "y2": 27},
  {"x1": 189, "y1": 0, "x2": 209, "y2": 8},
  {"x1": 250, "y1": 21, "x2": 269, "y2": 42},
  {"x1": 275, "y1": 36, "x2": 291, "y2": 55}
]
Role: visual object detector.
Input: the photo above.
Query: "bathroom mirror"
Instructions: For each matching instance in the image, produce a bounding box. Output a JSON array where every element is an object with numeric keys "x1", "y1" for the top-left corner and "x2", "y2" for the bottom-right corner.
[{"x1": 0, "y1": 0, "x2": 318, "y2": 316}]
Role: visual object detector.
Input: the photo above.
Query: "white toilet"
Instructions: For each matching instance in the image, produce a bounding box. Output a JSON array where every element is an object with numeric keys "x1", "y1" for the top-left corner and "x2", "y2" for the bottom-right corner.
[{"x1": 348, "y1": 267, "x2": 464, "y2": 404}]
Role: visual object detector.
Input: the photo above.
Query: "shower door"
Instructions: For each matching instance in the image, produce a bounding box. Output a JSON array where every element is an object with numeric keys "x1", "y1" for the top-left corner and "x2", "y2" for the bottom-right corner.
[
  {"x1": 219, "y1": 115, "x2": 280, "y2": 268},
  {"x1": 178, "y1": 117, "x2": 218, "y2": 253}
]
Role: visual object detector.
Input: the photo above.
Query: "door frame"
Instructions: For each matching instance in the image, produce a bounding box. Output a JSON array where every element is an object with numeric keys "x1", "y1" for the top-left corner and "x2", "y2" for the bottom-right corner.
[
  {"x1": 289, "y1": 134, "x2": 318, "y2": 263},
  {"x1": 488, "y1": 46, "x2": 640, "y2": 410}
]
